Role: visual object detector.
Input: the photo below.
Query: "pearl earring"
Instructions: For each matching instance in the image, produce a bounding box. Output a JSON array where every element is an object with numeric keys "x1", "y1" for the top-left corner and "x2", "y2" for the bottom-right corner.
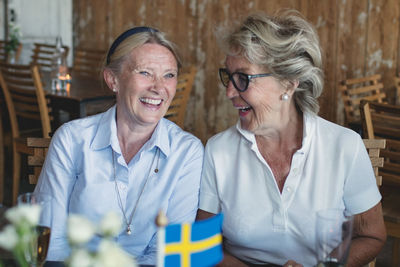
[
  {"x1": 282, "y1": 93, "x2": 290, "y2": 101},
  {"x1": 112, "y1": 88, "x2": 117, "y2": 92}
]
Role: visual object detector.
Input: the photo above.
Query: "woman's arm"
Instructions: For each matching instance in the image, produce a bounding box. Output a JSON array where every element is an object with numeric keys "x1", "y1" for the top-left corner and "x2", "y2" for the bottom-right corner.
[
  {"x1": 347, "y1": 202, "x2": 386, "y2": 267},
  {"x1": 34, "y1": 125, "x2": 77, "y2": 260},
  {"x1": 196, "y1": 209, "x2": 249, "y2": 267}
]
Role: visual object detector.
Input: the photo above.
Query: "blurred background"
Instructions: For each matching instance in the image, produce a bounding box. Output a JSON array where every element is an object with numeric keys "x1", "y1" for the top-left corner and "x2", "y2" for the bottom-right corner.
[{"x1": 1, "y1": 0, "x2": 400, "y2": 143}]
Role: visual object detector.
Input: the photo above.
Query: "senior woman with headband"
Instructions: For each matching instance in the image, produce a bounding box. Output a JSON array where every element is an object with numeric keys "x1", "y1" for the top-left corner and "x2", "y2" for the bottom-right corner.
[{"x1": 35, "y1": 27, "x2": 203, "y2": 264}]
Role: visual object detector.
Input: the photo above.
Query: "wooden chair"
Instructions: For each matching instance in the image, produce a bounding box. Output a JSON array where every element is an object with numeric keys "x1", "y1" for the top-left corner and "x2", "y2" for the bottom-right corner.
[
  {"x1": 394, "y1": 74, "x2": 400, "y2": 105},
  {"x1": 0, "y1": 41, "x2": 7, "y2": 62},
  {"x1": 363, "y1": 139, "x2": 386, "y2": 186},
  {"x1": 0, "y1": 63, "x2": 52, "y2": 204},
  {"x1": 0, "y1": 104, "x2": 3, "y2": 202},
  {"x1": 27, "y1": 137, "x2": 51, "y2": 185},
  {"x1": 361, "y1": 101, "x2": 400, "y2": 266},
  {"x1": 0, "y1": 40, "x2": 22, "y2": 63},
  {"x1": 30, "y1": 42, "x2": 69, "y2": 72},
  {"x1": 164, "y1": 66, "x2": 196, "y2": 128},
  {"x1": 339, "y1": 74, "x2": 386, "y2": 131},
  {"x1": 363, "y1": 138, "x2": 386, "y2": 267},
  {"x1": 72, "y1": 47, "x2": 106, "y2": 77}
]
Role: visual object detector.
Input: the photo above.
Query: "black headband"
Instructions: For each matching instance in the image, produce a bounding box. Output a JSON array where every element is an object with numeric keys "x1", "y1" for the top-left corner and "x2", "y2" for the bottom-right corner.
[{"x1": 106, "y1": 26, "x2": 159, "y2": 64}]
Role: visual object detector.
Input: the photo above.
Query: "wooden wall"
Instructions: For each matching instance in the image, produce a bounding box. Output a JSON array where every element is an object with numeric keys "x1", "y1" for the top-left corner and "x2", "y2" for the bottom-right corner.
[{"x1": 73, "y1": 0, "x2": 400, "y2": 143}]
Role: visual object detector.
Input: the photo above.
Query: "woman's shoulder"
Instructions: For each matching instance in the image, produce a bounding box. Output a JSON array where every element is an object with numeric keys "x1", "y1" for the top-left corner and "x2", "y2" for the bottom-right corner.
[
  {"x1": 312, "y1": 115, "x2": 363, "y2": 146},
  {"x1": 53, "y1": 112, "x2": 105, "y2": 141},
  {"x1": 206, "y1": 124, "x2": 239, "y2": 149}
]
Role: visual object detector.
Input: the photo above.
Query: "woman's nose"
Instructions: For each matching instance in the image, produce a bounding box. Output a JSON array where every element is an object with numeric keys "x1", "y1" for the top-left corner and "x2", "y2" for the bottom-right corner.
[
  {"x1": 152, "y1": 76, "x2": 165, "y2": 91},
  {"x1": 225, "y1": 81, "x2": 239, "y2": 99}
]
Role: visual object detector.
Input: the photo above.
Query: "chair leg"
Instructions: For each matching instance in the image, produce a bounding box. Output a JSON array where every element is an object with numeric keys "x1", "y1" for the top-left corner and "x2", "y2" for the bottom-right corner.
[
  {"x1": 12, "y1": 149, "x2": 21, "y2": 205},
  {"x1": 393, "y1": 238, "x2": 400, "y2": 267}
]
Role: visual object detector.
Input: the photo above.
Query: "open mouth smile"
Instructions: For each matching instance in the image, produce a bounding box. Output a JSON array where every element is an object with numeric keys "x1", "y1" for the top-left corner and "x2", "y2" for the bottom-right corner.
[{"x1": 139, "y1": 97, "x2": 163, "y2": 106}]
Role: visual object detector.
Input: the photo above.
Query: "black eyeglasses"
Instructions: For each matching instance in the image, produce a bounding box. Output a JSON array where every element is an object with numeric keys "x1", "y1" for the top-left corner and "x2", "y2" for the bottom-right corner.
[{"x1": 219, "y1": 68, "x2": 272, "y2": 92}]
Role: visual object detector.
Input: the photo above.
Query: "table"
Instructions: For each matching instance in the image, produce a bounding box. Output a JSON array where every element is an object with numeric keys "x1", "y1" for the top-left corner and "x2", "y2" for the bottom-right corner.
[{"x1": 42, "y1": 72, "x2": 115, "y2": 129}]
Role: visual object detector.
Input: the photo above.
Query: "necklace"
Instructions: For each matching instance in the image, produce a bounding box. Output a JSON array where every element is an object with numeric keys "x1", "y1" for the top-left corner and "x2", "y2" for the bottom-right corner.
[{"x1": 112, "y1": 147, "x2": 160, "y2": 235}]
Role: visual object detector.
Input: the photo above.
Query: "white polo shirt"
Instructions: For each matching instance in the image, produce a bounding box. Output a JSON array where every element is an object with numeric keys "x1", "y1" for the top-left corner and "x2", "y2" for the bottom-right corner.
[{"x1": 199, "y1": 113, "x2": 381, "y2": 266}]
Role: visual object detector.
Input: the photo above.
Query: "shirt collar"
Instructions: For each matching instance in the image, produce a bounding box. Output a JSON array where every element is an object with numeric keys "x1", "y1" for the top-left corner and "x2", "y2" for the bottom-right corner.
[
  {"x1": 235, "y1": 112, "x2": 316, "y2": 153},
  {"x1": 90, "y1": 106, "x2": 170, "y2": 157},
  {"x1": 141, "y1": 118, "x2": 171, "y2": 157},
  {"x1": 91, "y1": 105, "x2": 117, "y2": 151}
]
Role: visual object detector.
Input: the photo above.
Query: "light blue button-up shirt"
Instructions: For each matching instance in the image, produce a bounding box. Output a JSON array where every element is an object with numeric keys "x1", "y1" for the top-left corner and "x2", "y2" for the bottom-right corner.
[{"x1": 35, "y1": 105, "x2": 204, "y2": 265}]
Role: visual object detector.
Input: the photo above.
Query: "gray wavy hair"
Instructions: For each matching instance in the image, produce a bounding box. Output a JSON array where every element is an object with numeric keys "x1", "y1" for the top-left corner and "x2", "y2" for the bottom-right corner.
[{"x1": 218, "y1": 10, "x2": 324, "y2": 114}]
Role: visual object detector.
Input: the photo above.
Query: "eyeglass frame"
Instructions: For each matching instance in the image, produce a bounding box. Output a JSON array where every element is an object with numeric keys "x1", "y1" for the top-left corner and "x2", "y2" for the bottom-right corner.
[{"x1": 219, "y1": 68, "x2": 273, "y2": 92}]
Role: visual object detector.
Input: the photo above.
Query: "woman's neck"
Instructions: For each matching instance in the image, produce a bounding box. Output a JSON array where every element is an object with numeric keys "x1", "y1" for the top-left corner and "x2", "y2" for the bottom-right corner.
[
  {"x1": 255, "y1": 109, "x2": 303, "y2": 192},
  {"x1": 256, "y1": 106, "x2": 303, "y2": 151},
  {"x1": 116, "y1": 110, "x2": 158, "y2": 164}
]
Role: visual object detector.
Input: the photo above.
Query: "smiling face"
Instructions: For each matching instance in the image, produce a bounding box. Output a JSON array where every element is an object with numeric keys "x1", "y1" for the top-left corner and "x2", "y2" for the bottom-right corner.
[
  {"x1": 224, "y1": 55, "x2": 292, "y2": 134},
  {"x1": 109, "y1": 43, "x2": 178, "y2": 128}
]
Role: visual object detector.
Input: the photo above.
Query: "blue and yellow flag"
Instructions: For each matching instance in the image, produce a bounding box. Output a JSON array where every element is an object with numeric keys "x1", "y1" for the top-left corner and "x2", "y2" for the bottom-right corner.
[{"x1": 160, "y1": 213, "x2": 223, "y2": 267}]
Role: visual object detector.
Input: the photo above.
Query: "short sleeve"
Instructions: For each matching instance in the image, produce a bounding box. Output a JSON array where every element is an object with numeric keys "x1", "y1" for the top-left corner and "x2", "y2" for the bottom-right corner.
[
  {"x1": 343, "y1": 136, "x2": 381, "y2": 214},
  {"x1": 199, "y1": 141, "x2": 221, "y2": 214}
]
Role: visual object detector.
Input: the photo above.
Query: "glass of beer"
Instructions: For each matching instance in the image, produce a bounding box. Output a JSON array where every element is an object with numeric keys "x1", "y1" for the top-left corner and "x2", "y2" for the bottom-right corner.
[{"x1": 17, "y1": 192, "x2": 52, "y2": 267}]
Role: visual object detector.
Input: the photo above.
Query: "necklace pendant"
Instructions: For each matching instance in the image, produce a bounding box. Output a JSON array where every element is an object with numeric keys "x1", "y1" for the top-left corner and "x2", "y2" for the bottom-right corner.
[{"x1": 126, "y1": 226, "x2": 132, "y2": 235}]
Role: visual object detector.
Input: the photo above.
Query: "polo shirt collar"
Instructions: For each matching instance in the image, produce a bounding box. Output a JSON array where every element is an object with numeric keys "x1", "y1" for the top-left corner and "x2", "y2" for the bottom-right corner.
[{"x1": 235, "y1": 112, "x2": 316, "y2": 152}]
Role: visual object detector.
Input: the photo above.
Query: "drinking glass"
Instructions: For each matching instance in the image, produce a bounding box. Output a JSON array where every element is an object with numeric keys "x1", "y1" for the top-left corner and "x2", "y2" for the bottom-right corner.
[
  {"x1": 315, "y1": 209, "x2": 354, "y2": 267},
  {"x1": 17, "y1": 192, "x2": 52, "y2": 267}
]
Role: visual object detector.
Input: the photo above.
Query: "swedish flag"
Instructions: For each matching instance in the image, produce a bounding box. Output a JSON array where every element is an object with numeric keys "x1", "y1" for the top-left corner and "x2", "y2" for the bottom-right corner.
[{"x1": 162, "y1": 214, "x2": 223, "y2": 267}]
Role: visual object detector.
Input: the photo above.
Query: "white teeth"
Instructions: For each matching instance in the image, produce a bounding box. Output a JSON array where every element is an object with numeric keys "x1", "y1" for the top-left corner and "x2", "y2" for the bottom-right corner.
[
  {"x1": 236, "y1": 106, "x2": 251, "y2": 111},
  {"x1": 140, "y1": 98, "x2": 162, "y2": 105}
]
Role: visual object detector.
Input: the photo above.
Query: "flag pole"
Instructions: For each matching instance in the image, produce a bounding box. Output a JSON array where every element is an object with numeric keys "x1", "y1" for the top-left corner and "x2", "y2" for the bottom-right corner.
[{"x1": 156, "y1": 210, "x2": 168, "y2": 267}]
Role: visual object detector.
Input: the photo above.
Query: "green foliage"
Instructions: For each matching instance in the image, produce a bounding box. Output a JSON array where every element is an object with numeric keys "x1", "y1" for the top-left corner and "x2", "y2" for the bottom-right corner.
[{"x1": 5, "y1": 23, "x2": 21, "y2": 53}]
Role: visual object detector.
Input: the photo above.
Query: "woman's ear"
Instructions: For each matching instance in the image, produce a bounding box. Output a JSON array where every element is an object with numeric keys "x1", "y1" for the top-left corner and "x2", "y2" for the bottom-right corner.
[
  {"x1": 103, "y1": 68, "x2": 118, "y2": 92},
  {"x1": 286, "y1": 80, "x2": 299, "y2": 97}
]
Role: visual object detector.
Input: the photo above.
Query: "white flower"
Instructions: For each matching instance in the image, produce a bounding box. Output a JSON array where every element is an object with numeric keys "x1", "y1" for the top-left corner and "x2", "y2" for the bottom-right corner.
[
  {"x1": 0, "y1": 225, "x2": 18, "y2": 250},
  {"x1": 98, "y1": 211, "x2": 122, "y2": 237},
  {"x1": 68, "y1": 249, "x2": 93, "y2": 267},
  {"x1": 68, "y1": 215, "x2": 96, "y2": 245},
  {"x1": 5, "y1": 204, "x2": 41, "y2": 226},
  {"x1": 94, "y1": 239, "x2": 137, "y2": 267}
]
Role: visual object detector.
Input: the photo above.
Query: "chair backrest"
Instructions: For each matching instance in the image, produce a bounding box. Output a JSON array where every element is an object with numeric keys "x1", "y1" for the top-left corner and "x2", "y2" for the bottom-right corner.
[
  {"x1": 339, "y1": 74, "x2": 386, "y2": 126},
  {"x1": 394, "y1": 74, "x2": 400, "y2": 105},
  {"x1": 164, "y1": 66, "x2": 196, "y2": 128},
  {"x1": 360, "y1": 101, "x2": 400, "y2": 186},
  {"x1": 362, "y1": 138, "x2": 386, "y2": 267},
  {"x1": 31, "y1": 42, "x2": 69, "y2": 72},
  {"x1": 27, "y1": 137, "x2": 51, "y2": 184},
  {"x1": 0, "y1": 40, "x2": 22, "y2": 63},
  {"x1": 363, "y1": 139, "x2": 386, "y2": 186},
  {"x1": 72, "y1": 47, "x2": 106, "y2": 77},
  {"x1": 0, "y1": 41, "x2": 6, "y2": 62},
  {"x1": 0, "y1": 63, "x2": 51, "y2": 138}
]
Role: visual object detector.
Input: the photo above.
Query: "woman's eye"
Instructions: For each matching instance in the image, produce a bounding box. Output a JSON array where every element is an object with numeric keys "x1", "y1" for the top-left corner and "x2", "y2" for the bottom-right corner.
[
  {"x1": 165, "y1": 73, "x2": 176, "y2": 79},
  {"x1": 139, "y1": 71, "x2": 151, "y2": 76}
]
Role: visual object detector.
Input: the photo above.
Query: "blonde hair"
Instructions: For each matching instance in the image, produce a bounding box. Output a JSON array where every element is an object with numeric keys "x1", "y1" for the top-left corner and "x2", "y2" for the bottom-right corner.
[
  {"x1": 218, "y1": 10, "x2": 323, "y2": 114},
  {"x1": 104, "y1": 29, "x2": 182, "y2": 75}
]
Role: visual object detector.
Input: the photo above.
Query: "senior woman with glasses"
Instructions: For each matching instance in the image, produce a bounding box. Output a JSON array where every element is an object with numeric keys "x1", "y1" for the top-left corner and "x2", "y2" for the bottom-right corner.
[
  {"x1": 197, "y1": 10, "x2": 386, "y2": 267},
  {"x1": 35, "y1": 27, "x2": 203, "y2": 265}
]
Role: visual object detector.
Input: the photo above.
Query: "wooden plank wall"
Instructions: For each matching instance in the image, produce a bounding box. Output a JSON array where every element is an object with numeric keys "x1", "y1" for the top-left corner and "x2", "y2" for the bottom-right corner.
[{"x1": 73, "y1": 0, "x2": 400, "y2": 143}]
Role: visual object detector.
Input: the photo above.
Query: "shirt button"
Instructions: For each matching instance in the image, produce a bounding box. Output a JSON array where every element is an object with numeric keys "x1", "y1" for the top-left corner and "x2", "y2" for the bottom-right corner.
[
  {"x1": 286, "y1": 187, "x2": 292, "y2": 192},
  {"x1": 119, "y1": 184, "x2": 126, "y2": 190},
  {"x1": 292, "y1": 168, "x2": 298, "y2": 174}
]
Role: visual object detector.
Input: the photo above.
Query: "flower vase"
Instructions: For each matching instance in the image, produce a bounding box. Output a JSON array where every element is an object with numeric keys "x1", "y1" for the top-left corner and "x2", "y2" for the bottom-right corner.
[{"x1": 8, "y1": 50, "x2": 16, "y2": 64}]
